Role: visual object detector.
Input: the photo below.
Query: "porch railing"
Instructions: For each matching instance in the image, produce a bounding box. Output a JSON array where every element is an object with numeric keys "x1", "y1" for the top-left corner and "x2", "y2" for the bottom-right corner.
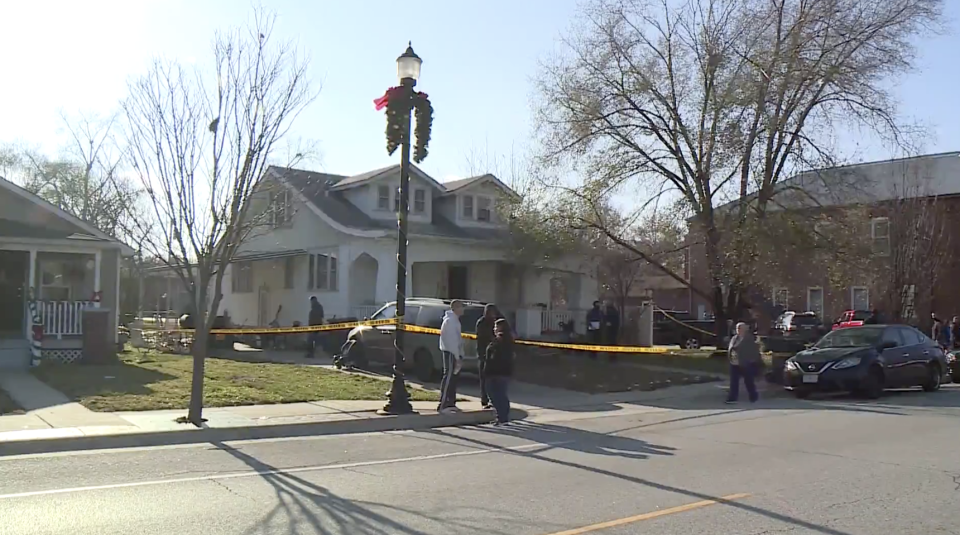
[
  {"x1": 541, "y1": 309, "x2": 588, "y2": 334},
  {"x1": 37, "y1": 301, "x2": 97, "y2": 338}
]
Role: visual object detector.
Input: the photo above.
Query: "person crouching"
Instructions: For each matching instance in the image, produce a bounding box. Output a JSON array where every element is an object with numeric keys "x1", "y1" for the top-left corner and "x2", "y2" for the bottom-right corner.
[{"x1": 485, "y1": 318, "x2": 515, "y2": 426}]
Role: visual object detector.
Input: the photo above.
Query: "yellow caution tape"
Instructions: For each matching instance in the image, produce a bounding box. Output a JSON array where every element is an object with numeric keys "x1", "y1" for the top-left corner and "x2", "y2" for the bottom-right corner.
[
  {"x1": 655, "y1": 307, "x2": 717, "y2": 338},
  {"x1": 398, "y1": 324, "x2": 666, "y2": 353},
  {"x1": 139, "y1": 317, "x2": 399, "y2": 335}
]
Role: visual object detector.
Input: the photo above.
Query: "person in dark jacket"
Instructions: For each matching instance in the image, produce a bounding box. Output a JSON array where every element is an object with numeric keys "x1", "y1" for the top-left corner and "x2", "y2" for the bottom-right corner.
[
  {"x1": 586, "y1": 301, "x2": 603, "y2": 360},
  {"x1": 475, "y1": 304, "x2": 502, "y2": 409},
  {"x1": 727, "y1": 322, "x2": 761, "y2": 403},
  {"x1": 306, "y1": 296, "x2": 324, "y2": 359},
  {"x1": 603, "y1": 300, "x2": 621, "y2": 362},
  {"x1": 484, "y1": 318, "x2": 514, "y2": 425}
]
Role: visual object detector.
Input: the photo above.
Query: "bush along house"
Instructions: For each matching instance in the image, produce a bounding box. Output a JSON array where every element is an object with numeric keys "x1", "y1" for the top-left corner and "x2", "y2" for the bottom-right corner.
[{"x1": 0, "y1": 176, "x2": 134, "y2": 368}]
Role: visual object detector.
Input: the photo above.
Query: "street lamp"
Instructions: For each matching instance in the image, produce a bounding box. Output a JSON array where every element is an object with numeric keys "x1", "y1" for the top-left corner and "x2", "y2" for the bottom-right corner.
[{"x1": 380, "y1": 43, "x2": 422, "y2": 415}]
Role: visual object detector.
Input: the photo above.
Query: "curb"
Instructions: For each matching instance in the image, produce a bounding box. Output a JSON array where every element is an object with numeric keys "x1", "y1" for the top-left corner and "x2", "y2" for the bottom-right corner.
[{"x1": 0, "y1": 408, "x2": 495, "y2": 458}]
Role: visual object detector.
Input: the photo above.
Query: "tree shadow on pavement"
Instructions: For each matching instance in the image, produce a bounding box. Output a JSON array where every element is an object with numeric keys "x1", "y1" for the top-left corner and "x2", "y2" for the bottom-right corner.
[
  {"x1": 422, "y1": 424, "x2": 857, "y2": 535},
  {"x1": 211, "y1": 441, "x2": 543, "y2": 535}
]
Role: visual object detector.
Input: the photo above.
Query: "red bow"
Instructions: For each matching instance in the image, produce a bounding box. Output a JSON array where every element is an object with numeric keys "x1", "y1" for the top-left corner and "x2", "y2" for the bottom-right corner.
[{"x1": 373, "y1": 86, "x2": 403, "y2": 111}]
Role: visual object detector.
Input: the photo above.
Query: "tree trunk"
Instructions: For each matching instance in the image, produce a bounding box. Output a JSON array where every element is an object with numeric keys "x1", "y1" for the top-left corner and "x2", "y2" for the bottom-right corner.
[{"x1": 187, "y1": 320, "x2": 209, "y2": 426}]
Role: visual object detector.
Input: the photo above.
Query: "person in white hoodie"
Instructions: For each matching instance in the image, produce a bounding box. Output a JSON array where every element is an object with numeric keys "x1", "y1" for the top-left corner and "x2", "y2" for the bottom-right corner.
[{"x1": 438, "y1": 300, "x2": 465, "y2": 413}]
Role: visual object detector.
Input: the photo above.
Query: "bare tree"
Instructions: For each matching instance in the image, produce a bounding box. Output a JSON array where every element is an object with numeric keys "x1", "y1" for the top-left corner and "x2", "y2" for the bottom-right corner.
[
  {"x1": 536, "y1": 0, "x2": 943, "y2": 336},
  {"x1": 122, "y1": 11, "x2": 317, "y2": 425}
]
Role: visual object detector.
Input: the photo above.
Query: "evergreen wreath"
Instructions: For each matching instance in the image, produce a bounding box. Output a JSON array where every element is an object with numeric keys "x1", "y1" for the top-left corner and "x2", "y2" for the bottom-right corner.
[{"x1": 374, "y1": 86, "x2": 433, "y2": 163}]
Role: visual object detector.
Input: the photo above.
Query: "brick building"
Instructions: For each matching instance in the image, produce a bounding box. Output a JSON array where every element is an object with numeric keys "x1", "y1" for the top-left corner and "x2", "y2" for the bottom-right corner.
[{"x1": 683, "y1": 152, "x2": 960, "y2": 332}]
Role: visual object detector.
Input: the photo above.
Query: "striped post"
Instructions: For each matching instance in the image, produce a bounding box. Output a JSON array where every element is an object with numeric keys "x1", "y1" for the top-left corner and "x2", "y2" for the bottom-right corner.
[{"x1": 28, "y1": 298, "x2": 43, "y2": 367}]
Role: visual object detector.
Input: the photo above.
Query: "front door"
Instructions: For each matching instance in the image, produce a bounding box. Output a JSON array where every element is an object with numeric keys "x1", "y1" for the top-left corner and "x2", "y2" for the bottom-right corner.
[
  {"x1": 0, "y1": 251, "x2": 28, "y2": 336},
  {"x1": 447, "y1": 266, "x2": 468, "y2": 300},
  {"x1": 879, "y1": 327, "x2": 911, "y2": 387}
]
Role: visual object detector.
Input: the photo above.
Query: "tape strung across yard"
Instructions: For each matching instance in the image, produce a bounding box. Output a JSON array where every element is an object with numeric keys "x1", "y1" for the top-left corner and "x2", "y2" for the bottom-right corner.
[{"x1": 138, "y1": 317, "x2": 669, "y2": 354}]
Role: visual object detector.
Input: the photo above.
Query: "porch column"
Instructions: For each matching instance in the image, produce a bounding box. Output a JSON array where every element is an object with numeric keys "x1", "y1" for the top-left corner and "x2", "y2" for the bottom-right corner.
[
  {"x1": 94, "y1": 250, "x2": 102, "y2": 308},
  {"x1": 26, "y1": 248, "x2": 37, "y2": 339}
]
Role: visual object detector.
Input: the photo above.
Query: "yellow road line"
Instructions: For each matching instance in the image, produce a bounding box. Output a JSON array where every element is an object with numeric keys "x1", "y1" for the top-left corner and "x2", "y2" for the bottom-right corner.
[{"x1": 543, "y1": 493, "x2": 751, "y2": 535}]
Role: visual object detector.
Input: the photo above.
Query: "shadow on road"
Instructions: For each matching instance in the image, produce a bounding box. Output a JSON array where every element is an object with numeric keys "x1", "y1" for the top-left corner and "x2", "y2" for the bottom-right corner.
[
  {"x1": 421, "y1": 423, "x2": 857, "y2": 535},
  {"x1": 212, "y1": 441, "x2": 540, "y2": 535}
]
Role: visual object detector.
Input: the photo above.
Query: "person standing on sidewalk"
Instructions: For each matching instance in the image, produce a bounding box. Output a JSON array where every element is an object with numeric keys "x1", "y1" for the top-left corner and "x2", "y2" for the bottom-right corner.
[
  {"x1": 726, "y1": 321, "x2": 760, "y2": 404},
  {"x1": 438, "y1": 300, "x2": 465, "y2": 413},
  {"x1": 475, "y1": 303, "x2": 501, "y2": 410},
  {"x1": 586, "y1": 301, "x2": 603, "y2": 360},
  {"x1": 305, "y1": 296, "x2": 324, "y2": 359},
  {"x1": 485, "y1": 318, "x2": 515, "y2": 426}
]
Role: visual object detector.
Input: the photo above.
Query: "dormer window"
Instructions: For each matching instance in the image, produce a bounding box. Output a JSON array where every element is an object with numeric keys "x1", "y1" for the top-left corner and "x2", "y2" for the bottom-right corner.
[
  {"x1": 269, "y1": 189, "x2": 292, "y2": 227},
  {"x1": 414, "y1": 189, "x2": 426, "y2": 213},
  {"x1": 377, "y1": 185, "x2": 390, "y2": 210},
  {"x1": 477, "y1": 196, "x2": 492, "y2": 222},
  {"x1": 462, "y1": 195, "x2": 474, "y2": 219}
]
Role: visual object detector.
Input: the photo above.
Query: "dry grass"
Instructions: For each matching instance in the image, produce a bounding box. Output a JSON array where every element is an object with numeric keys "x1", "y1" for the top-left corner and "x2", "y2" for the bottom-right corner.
[{"x1": 32, "y1": 352, "x2": 438, "y2": 412}]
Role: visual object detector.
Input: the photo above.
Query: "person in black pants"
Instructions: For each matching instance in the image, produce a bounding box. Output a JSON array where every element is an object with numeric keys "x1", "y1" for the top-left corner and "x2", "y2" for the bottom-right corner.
[
  {"x1": 603, "y1": 301, "x2": 620, "y2": 362},
  {"x1": 485, "y1": 318, "x2": 515, "y2": 426},
  {"x1": 475, "y1": 304, "x2": 501, "y2": 410},
  {"x1": 305, "y1": 296, "x2": 324, "y2": 359},
  {"x1": 586, "y1": 301, "x2": 603, "y2": 359}
]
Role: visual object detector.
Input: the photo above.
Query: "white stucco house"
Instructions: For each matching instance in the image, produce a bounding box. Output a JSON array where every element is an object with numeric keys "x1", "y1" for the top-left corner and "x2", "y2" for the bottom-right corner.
[{"x1": 217, "y1": 164, "x2": 599, "y2": 337}]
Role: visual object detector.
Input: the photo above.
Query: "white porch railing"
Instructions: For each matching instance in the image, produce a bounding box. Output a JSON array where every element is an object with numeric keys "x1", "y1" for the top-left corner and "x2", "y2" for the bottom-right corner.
[
  {"x1": 351, "y1": 305, "x2": 381, "y2": 320},
  {"x1": 37, "y1": 301, "x2": 97, "y2": 338},
  {"x1": 541, "y1": 309, "x2": 589, "y2": 335}
]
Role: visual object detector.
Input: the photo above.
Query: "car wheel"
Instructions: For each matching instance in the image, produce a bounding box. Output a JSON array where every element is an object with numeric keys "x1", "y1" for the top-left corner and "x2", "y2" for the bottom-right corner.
[
  {"x1": 860, "y1": 366, "x2": 885, "y2": 399},
  {"x1": 414, "y1": 349, "x2": 439, "y2": 382},
  {"x1": 684, "y1": 338, "x2": 700, "y2": 350},
  {"x1": 922, "y1": 363, "x2": 942, "y2": 392},
  {"x1": 346, "y1": 340, "x2": 369, "y2": 369}
]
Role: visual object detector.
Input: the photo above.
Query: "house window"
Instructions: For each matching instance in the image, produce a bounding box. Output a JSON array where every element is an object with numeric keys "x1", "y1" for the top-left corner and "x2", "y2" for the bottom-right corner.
[
  {"x1": 313, "y1": 253, "x2": 338, "y2": 291},
  {"x1": 283, "y1": 257, "x2": 295, "y2": 290},
  {"x1": 269, "y1": 189, "x2": 292, "y2": 227},
  {"x1": 477, "y1": 196, "x2": 492, "y2": 222},
  {"x1": 462, "y1": 195, "x2": 474, "y2": 219},
  {"x1": 871, "y1": 217, "x2": 890, "y2": 256},
  {"x1": 377, "y1": 185, "x2": 391, "y2": 210},
  {"x1": 772, "y1": 287, "x2": 789, "y2": 310},
  {"x1": 231, "y1": 262, "x2": 253, "y2": 293},
  {"x1": 851, "y1": 286, "x2": 870, "y2": 311},
  {"x1": 901, "y1": 284, "x2": 916, "y2": 320},
  {"x1": 414, "y1": 189, "x2": 426, "y2": 213},
  {"x1": 807, "y1": 287, "x2": 824, "y2": 318}
]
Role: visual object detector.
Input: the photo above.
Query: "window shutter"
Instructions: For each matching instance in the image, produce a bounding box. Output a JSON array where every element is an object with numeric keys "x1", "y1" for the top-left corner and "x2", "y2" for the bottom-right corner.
[{"x1": 308, "y1": 255, "x2": 315, "y2": 289}]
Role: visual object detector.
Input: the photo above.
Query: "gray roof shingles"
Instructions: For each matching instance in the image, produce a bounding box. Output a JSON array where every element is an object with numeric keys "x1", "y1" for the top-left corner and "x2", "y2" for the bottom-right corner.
[{"x1": 269, "y1": 166, "x2": 507, "y2": 241}]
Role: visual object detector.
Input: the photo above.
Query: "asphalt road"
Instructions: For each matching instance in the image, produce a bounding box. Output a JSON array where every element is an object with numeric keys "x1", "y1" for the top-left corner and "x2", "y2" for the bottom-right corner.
[{"x1": 2, "y1": 387, "x2": 960, "y2": 535}]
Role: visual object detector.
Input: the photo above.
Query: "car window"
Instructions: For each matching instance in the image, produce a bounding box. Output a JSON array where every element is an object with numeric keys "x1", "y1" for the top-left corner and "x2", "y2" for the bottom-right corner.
[
  {"x1": 815, "y1": 326, "x2": 884, "y2": 348},
  {"x1": 371, "y1": 304, "x2": 396, "y2": 321},
  {"x1": 900, "y1": 327, "x2": 926, "y2": 346},
  {"x1": 400, "y1": 305, "x2": 420, "y2": 324},
  {"x1": 419, "y1": 307, "x2": 444, "y2": 329},
  {"x1": 852, "y1": 310, "x2": 871, "y2": 321},
  {"x1": 792, "y1": 315, "x2": 820, "y2": 326},
  {"x1": 880, "y1": 327, "x2": 905, "y2": 348},
  {"x1": 915, "y1": 329, "x2": 936, "y2": 346}
]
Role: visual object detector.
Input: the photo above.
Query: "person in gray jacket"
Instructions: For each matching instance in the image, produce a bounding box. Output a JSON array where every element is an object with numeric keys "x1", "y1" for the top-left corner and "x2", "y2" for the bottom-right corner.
[{"x1": 726, "y1": 322, "x2": 761, "y2": 404}]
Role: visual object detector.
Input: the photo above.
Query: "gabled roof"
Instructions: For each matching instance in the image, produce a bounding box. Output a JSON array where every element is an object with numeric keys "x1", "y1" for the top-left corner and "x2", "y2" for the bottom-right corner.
[
  {"x1": 0, "y1": 176, "x2": 135, "y2": 255},
  {"x1": 441, "y1": 173, "x2": 521, "y2": 200},
  {"x1": 267, "y1": 166, "x2": 510, "y2": 242},
  {"x1": 328, "y1": 163, "x2": 446, "y2": 192}
]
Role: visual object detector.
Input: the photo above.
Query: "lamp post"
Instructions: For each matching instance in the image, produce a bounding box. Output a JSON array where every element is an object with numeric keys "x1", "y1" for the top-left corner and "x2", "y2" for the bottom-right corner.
[{"x1": 380, "y1": 43, "x2": 422, "y2": 415}]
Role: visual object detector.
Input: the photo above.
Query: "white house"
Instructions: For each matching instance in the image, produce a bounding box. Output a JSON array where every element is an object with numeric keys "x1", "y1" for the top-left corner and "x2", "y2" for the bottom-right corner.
[
  {"x1": 217, "y1": 164, "x2": 599, "y2": 336},
  {"x1": 0, "y1": 177, "x2": 134, "y2": 368}
]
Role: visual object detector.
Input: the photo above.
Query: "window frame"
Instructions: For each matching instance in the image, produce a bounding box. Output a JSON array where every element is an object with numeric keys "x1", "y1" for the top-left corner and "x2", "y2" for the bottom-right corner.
[
  {"x1": 377, "y1": 185, "x2": 390, "y2": 211},
  {"x1": 850, "y1": 286, "x2": 870, "y2": 310},
  {"x1": 312, "y1": 253, "x2": 339, "y2": 291},
  {"x1": 231, "y1": 262, "x2": 254, "y2": 294},
  {"x1": 806, "y1": 286, "x2": 824, "y2": 318},
  {"x1": 476, "y1": 196, "x2": 493, "y2": 222},
  {"x1": 283, "y1": 257, "x2": 295, "y2": 290},
  {"x1": 413, "y1": 188, "x2": 426, "y2": 213},
  {"x1": 462, "y1": 195, "x2": 474, "y2": 219},
  {"x1": 772, "y1": 286, "x2": 789, "y2": 310},
  {"x1": 870, "y1": 217, "x2": 890, "y2": 256}
]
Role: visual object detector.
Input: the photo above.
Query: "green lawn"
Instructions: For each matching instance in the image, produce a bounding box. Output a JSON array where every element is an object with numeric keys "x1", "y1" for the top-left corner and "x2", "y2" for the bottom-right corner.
[
  {"x1": 0, "y1": 388, "x2": 24, "y2": 415},
  {"x1": 625, "y1": 350, "x2": 785, "y2": 374},
  {"x1": 32, "y1": 352, "x2": 438, "y2": 412}
]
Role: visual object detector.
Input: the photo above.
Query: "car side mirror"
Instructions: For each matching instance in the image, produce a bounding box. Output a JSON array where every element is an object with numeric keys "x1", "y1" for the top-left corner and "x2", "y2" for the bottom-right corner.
[{"x1": 877, "y1": 341, "x2": 897, "y2": 351}]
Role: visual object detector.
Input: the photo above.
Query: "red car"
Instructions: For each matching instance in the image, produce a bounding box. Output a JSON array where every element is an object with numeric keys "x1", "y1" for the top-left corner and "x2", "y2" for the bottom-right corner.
[{"x1": 832, "y1": 310, "x2": 872, "y2": 331}]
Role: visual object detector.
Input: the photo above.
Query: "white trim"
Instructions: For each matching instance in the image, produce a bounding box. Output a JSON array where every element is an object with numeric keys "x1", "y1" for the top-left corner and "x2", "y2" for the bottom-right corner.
[
  {"x1": 272, "y1": 174, "x2": 388, "y2": 239},
  {"x1": 0, "y1": 177, "x2": 134, "y2": 255},
  {"x1": 806, "y1": 286, "x2": 824, "y2": 317},
  {"x1": 772, "y1": 286, "x2": 789, "y2": 309},
  {"x1": 850, "y1": 286, "x2": 870, "y2": 310},
  {"x1": 328, "y1": 164, "x2": 447, "y2": 193},
  {"x1": 442, "y1": 174, "x2": 522, "y2": 201},
  {"x1": 1, "y1": 242, "x2": 107, "y2": 255},
  {"x1": 870, "y1": 217, "x2": 890, "y2": 256}
]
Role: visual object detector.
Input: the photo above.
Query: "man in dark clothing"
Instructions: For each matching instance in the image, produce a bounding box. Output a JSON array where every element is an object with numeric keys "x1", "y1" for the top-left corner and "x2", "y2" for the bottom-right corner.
[
  {"x1": 484, "y1": 318, "x2": 515, "y2": 425},
  {"x1": 475, "y1": 304, "x2": 501, "y2": 409},
  {"x1": 586, "y1": 301, "x2": 603, "y2": 360},
  {"x1": 306, "y1": 296, "x2": 324, "y2": 359},
  {"x1": 603, "y1": 301, "x2": 620, "y2": 362}
]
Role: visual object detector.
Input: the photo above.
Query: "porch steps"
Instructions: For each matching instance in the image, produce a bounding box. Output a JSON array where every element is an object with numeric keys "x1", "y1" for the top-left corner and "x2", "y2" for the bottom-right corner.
[{"x1": 0, "y1": 339, "x2": 30, "y2": 369}]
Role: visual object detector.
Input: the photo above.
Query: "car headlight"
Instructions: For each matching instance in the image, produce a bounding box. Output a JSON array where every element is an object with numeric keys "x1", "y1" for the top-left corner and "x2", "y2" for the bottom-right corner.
[
  {"x1": 832, "y1": 357, "x2": 861, "y2": 370},
  {"x1": 785, "y1": 359, "x2": 799, "y2": 371}
]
